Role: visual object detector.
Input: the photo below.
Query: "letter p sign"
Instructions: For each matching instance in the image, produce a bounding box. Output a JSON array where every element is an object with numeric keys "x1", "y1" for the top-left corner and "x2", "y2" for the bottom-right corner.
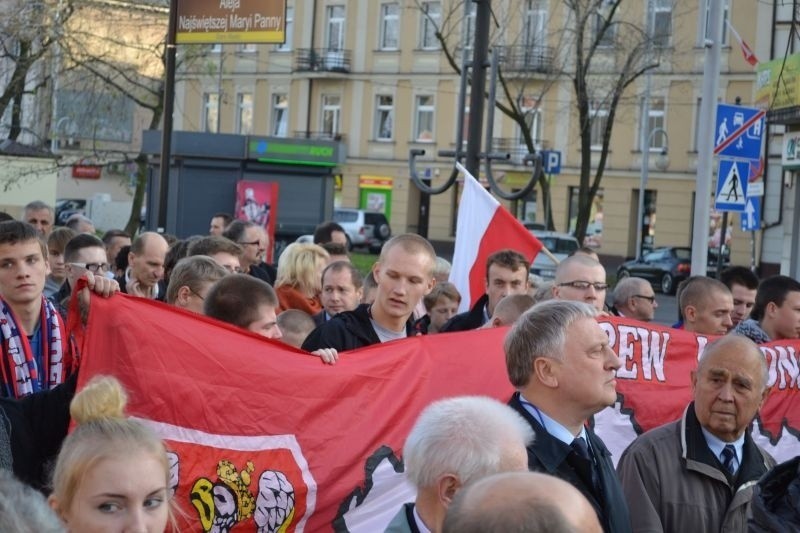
[{"x1": 541, "y1": 150, "x2": 561, "y2": 175}]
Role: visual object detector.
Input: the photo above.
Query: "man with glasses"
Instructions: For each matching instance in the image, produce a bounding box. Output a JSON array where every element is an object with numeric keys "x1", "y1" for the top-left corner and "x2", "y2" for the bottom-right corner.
[
  {"x1": 612, "y1": 277, "x2": 658, "y2": 322},
  {"x1": 56, "y1": 234, "x2": 111, "y2": 318},
  {"x1": 223, "y1": 220, "x2": 276, "y2": 285},
  {"x1": 552, "y1": 255, "x2": 608, "y2": 312}
]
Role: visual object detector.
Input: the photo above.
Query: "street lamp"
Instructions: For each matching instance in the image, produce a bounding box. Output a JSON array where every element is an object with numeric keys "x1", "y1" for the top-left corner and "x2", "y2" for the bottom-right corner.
[{"x1": 635, "y1": 127, "x2": 669, "y2": 261}]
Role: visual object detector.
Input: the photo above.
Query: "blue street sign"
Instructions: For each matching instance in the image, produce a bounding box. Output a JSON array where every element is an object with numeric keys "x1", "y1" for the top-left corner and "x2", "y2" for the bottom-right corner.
[
  {"x1": 740, "y1": 196, "x2": 761, "y2": 231},
  {"x1": 714, "y1": 103, "x2": 765, "y2": 161},
  {"x1": 715, "y1": 159, "x2": 749, "y2": 212},
  {"x1": 541, "y1": 150, "x2": 561, "y2": 174}
]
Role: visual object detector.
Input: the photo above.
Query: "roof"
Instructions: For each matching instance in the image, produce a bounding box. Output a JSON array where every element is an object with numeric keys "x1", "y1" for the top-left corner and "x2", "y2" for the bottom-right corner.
[{"x1": 0, "y1": 139, "x2": 55, "y2": 158}]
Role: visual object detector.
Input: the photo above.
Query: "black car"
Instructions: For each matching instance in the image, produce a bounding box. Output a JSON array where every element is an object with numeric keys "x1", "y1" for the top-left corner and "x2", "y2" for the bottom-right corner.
[
  {"x1": 617, "y1": 247, "x2": 692, "y2": 295},
  {"x1": 54, "y1": 198, "x2": 86, "y2": 226}
]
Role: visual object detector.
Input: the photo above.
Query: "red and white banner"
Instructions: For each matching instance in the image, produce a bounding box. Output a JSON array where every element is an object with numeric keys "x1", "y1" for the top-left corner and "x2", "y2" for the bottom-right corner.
[
  {"x1": 449, "y1": 166, "x2": 543, "y2": 312},
  {"x1": 727, "y1": 21, "x2": 759, "y2": 67},
  {"x1": 75, "y1": 295, "x2": 800, "y2": 532}
]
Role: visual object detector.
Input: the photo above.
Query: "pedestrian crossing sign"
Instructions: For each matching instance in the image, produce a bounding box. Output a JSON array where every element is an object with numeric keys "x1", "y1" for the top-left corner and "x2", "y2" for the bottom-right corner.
[{"x1": 715, "y1": 159, "x2": 749, "y2": 212}]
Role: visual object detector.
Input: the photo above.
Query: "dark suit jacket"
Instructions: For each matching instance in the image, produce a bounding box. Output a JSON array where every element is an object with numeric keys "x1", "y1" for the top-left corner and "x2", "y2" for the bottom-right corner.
[{"x1": 508, "y1": 392, "x2": 632, "y2": 533}]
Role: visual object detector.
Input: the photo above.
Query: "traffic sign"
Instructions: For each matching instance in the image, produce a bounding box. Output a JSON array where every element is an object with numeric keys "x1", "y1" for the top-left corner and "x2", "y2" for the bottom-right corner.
[
  {"x1": 713, "y1": 103, "x2": 765, "y2": 160},
  {"x1": 541, "y1": 150, "x2": 561, "y2": 174},
  {"x1": 741, "y1": 196, "x2": 761, "y2": 231},
  {"x1": 715, "y1": 159, "x2": 749, "y2": 212}
]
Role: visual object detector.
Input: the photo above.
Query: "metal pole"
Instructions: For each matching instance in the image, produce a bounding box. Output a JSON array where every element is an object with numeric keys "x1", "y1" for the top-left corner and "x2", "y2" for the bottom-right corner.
[
  {"x1": 716, "y1": 211, "x2": 728, "y2": 277},
  {"x1": 636, "y1": 0, "x2": 654, "y2": 262},
  {"x1": 465, "y1": 0, "x2": 491, "y2": 178},
  {"x1": 157, "y1": 0, "x2": 178, "y2": 233},
  {"x1": 691, "y1": 0, "x2": 724, "y2": 276}
]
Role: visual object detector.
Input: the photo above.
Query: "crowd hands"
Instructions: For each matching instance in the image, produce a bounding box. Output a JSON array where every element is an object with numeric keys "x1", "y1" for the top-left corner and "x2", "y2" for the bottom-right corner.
[{"x1": 0, "y1": 201, "x2": 798, "y2": 531}]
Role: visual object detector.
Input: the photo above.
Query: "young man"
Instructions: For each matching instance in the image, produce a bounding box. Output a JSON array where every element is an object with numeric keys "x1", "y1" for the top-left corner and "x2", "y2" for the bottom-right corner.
[
  {"x1": 734, "y1": 275, "x2": 800, "y2": 343},
  {"x1": 209, "y1": 212, "x2": 232, "y2": 236},
  {"x1": 0, "y1": 221, "x2": 117, "y2": 398},
  {"x1": 204, "y1": 274, "x2": 283, "y2": 339},
  {"x1": 679, "y1": 276, "x2": 734, "y2": 336},
  {"x1": 165, "y1": 256, "x2": 228, "y2": 314},
  {"x1": 720, "y1": 266, "x2": 759, "y2": 328},
  {"x1": 302, "y1": 234, "x2": 436, "y2": 352},
  {"x1": 188, "y1": 235, "x2": 244, "y2": 274},
  {"x1": 552, "y1": 255, "x2": 608, "y2": 313},
  {"x1": 56, "y1": 233, "x2": 109, "y2": 318},
  {"x1": 441, "y1": 249, "x2": 530, "y2": 332},
  {"x1": 101, "y1": 229, "x2": 131, "y2": 274},
  {"x1": 421, "y1": 282, "x2": 461, "y2": 334}
]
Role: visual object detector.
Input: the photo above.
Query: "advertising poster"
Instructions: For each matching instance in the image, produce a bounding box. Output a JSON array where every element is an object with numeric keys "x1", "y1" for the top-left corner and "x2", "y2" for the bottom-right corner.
[{"x1": 235, "y1": 180, "x2": 279, "y2": 262}]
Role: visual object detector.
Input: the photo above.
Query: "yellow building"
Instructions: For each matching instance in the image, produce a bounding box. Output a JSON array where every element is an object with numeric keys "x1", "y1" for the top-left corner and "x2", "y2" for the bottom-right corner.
[{"x1": 174, "y1": 0, "x2": 784, "y2": 271}]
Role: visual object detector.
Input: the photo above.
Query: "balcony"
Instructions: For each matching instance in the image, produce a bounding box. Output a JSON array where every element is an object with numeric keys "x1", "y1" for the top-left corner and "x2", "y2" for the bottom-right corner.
[
  {"x1": 293, "y1": 131, "x2": 347, "y2": 142},
  {"x1": 294, "y1": 48, "x2": 352, "y2": 74},
  {"x1": 495, "y1": 45, "x2": 555, "y2": 75}
]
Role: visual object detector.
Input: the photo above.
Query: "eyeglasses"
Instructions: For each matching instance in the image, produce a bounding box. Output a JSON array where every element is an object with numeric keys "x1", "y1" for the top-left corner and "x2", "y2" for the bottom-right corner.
[
  {"x1": 633, "y1": 294, "x2": 657, "y2": 303},
  {"x1": 69, "y1": 262, "x2": 110, "y2": 274},
  {"x1": 239, "y1": 240, "x2": 261, "y2": 247},
  {"x1": 558, "y1": 281, "x2": 609, "y2": 291}
]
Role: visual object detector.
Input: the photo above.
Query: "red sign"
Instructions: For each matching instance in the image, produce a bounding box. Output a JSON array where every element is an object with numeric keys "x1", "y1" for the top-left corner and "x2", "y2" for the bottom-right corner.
[
  {"x1": 71, "y1": 165, "x2": 102, "y2": 179},
  {"x1": 235, "y1": 180, "x2": 279, "y2": 263}
]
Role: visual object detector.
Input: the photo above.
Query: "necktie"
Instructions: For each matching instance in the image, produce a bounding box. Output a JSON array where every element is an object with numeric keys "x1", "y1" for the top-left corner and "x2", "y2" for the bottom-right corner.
[
  {"x1": 721, "y1": 444, "x2": 737, "y2": 474},
  {"x1": 571, "y1": 437, "x2": 599, "y2": 490}
]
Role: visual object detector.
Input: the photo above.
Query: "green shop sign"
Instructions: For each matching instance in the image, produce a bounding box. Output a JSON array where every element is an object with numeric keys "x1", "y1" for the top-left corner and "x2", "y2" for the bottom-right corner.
[{"x1": 247, "y1": 137, "x2": 341, "y2": 167}]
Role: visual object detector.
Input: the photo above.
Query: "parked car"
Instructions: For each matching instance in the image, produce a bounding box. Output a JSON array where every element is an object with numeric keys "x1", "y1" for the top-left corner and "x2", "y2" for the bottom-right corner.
[
  {"x1": 530, "y1": 230, "x2": 580, "y2": 280},
  {"x1": 333, "y1": 208, "x2": 392, "y2": 253},
  {"x1": 55, "y1": 198, "x2": 86, "y2": 226},
  {"x1": 617, "y1": 247, "x2": 690, "y2": 295}
]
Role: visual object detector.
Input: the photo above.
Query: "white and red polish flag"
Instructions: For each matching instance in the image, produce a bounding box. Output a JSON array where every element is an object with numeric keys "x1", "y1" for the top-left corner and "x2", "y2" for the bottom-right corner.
[
  {"x1": 727, "y1": 21, "x2": 759, "y2": 67},
  {"x1": 449, "y1": 163, "x2": 543, "y2": 312}
]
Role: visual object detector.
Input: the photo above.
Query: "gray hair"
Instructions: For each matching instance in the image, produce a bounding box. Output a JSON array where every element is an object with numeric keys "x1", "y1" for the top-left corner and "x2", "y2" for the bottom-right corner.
[
  {"x1": 613, "y1": 277, "x2": 649, "y2": 308},
  {"x1": 403, "y1": 396, "x2": 534, "y2": 489},
  {"x1": 23, "y1": 200, "x2": 53, "y2": 215},
  {"x1": 65, "y1": 214, "x2": 94, "y2": 231},
  {"x1": 0, "y1": 471, "x2": 63, "y2": 532},
  {"x1": 433, "y1": 256, "x2": 452, "y2": 280},
  {"x1": 701, "y1": 335, "x2": 769, "y2": 391},
  {"x1": 505, "y1": 300, "x2": 597, "y2": 387}
]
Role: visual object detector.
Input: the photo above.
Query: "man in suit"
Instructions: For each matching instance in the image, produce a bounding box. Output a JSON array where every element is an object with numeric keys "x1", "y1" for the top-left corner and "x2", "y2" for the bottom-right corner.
[
  {"x1": 505, "y1": 300, "x2": 631, "y2": 533},
  {"x1": 385, "y1": 396, "x2": 532, "y2": 533}
]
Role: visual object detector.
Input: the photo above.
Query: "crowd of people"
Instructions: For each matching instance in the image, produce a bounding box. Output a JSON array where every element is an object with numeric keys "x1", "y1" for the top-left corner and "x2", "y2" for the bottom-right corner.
[{"x1": 0, "y1": 199, "x2": 798, "y2": 531}]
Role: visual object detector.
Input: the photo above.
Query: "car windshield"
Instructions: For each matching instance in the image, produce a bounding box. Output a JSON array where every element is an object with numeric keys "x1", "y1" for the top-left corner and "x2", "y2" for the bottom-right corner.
[
  {"x1": 539, "y1": 237, "x2": 579, "y2": 255},
  {"x1": 364, "y1": 213, "x2": 386, "y2": 224},
  {"x1": 673, "y1": 248, "x2": 691, "y2": 260},
  {"x1": 334, "y1": 210, "x2": 358, "y2": 223}
]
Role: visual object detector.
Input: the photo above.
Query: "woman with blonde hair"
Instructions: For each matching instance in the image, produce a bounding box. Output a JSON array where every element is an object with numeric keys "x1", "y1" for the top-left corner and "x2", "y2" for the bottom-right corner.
[
  {"x1": 274, "y1": 242, "x2": 330, "y2": 315},
  {"x1": 49, "y1": 376, "x2": 172, "y2": 533}
]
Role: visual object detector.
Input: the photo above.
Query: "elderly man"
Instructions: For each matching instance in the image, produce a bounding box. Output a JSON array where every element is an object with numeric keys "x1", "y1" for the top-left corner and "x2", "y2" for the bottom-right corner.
[
  {"x1": 442, "y1": 471, "x2": 602, "y2": 533},
  {"x1": 612, "y1": 277, "x2": 658, "y2": 322},
  {"x1": 505, "y1": 300, "x2": 630, "y2": 533},
  {"x1": 23, "y1": 201, "x2": 54, "y2": 237},
  {"x1": 116, "y1": 231, "x2": 168, "y2": 299},
  {"x1": 223, "y1": 220, "x2": 275, "y2": 284},
  {"x1": 734, "y1": 275, "x2": 800, "y2": 343},
  {"x1": 442, "y1": 249, "x2": 530, "y2": 332},
  {"x1": 617, "y1": 335, "x2": 774, "y2": 531},
  {"x1": 678, "y1": 276, "x2": 734, "y2": 335},
  {"x1": 385, "y1": 396, "x2": 533, "y2": 533},
  {"x1": 64, "y1": 214, "x2": 96, "y2": 234},
  {"x1": 552, "y1": 255, "x2": 608, "y2": 312}
]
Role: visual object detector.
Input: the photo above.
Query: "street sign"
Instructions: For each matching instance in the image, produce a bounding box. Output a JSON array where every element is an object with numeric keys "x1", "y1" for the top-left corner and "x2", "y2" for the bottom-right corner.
[
  {"x1": 741, "y1": 196, "x2": 761, "y2": 231},
  {"x1": 713, "y1": 103, "x2": 765, "y2": 160},
  {"x1": 715, "y1": 159, "x2": 749, "y2": 212},
  {"x1": 541, "y1": 150, "x2": 561, "y2": 174}
]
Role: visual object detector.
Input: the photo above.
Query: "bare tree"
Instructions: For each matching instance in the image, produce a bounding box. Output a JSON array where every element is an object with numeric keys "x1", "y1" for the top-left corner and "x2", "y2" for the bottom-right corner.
[{"x1": 416, "y1": 0, "x2": 660, "y2": 241}]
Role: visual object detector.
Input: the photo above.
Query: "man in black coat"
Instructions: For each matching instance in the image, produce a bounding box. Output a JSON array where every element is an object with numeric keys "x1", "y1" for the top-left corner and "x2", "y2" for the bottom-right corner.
[{"x1": 505, "y1": 299, "x2": 631, "y2": 533}]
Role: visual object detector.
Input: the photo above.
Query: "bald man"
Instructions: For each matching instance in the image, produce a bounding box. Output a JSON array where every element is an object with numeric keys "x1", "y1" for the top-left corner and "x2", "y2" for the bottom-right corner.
[
  {"x1": 678, "y1": 276, "x2": 734, "y2": 335},
  {"x1": 442, "y1": 471, "x2": 602, "y2": 533},
  {"x1": 552, "y1": 255, "x2": 608, "y2": 312},
  {"x1": 618, "y1": 335, "x2": 774, "y2": 532},
  {"x1": 483, "y1": 293, "x2": 535, "y2": 328},
  {"x1": 612, "y1": 277, "x2": 658, "y2": 322},
  {"x1": 116, "y1": 232, "x2": 169, "y2": 299}
]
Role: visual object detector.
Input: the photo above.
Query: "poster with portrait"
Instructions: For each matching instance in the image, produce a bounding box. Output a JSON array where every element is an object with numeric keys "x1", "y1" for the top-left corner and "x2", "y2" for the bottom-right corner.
[{"x1": 235, "y1": 180, "x2": 279, "y2": 262}]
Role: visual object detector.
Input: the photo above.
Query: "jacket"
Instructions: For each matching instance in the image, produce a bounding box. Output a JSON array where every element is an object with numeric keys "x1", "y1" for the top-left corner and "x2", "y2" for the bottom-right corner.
[
  {"x1": 440, "y1": 294, "x2": 489, "y2": 332},
  {"x1": 617, "y1": 403, "x2": 775, "y2": 533},
  {"x1": 748, "y1": 456, "x2": 800, "y2": 532},
  {"x1": 384, "y1": 503, "x2": 420, "y2": 533},
  {"x1": 301, "y1": 304, "x2": 419, "y2": 352},
  {"x1": 275, "y1": 285, "x2": 322, "y2": 315},
  {"x1": 733, "y1": 319, "x2": 772, "y2": 344},
  {"x1": 508, "y1": 393, "x2": 632, "y2": 533}
]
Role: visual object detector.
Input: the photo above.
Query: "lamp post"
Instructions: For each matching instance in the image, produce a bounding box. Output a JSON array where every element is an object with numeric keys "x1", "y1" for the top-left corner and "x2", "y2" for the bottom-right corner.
[{"x1": 635, "y1": 127, "x2": 669, "y2": 261}]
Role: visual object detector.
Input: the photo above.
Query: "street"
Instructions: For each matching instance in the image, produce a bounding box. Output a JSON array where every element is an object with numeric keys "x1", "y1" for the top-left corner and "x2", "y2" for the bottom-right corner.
[{"x1": 652, "y1": 292, "x2": 679, "y2": 327}]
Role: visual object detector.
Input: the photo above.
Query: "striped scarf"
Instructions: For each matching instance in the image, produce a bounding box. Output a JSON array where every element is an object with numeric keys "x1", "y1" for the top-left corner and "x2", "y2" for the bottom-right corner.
[{"x1": 0, "y1": 296, "x2": 70, "y2": 398}]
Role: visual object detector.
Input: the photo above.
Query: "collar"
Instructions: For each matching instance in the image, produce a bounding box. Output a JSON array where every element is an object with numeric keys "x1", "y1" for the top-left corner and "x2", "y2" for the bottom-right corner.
[
  {"x1": 412, "y1": 505, "x2": 432, "y2": 533},
  {"x1": 701, "y1": 426, "x2": 744, "y2": 472},
  {"x1": 519, "y1": 394, "x2": 587, "y2": 446}
]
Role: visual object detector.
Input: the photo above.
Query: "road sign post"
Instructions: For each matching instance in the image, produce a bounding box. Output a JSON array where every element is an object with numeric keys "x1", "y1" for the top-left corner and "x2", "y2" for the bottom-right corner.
[
  {"x1": 713, "y1": 104, "x2": 765, "y2": 160},
  {"x1": 715, "y1": 159, "x2": 749, "y2": 212}
]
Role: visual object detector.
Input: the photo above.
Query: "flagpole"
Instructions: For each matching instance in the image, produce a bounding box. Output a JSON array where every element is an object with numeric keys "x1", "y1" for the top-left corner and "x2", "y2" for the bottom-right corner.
[{"x1": 455, "y1": 162, "x2": 561, "y2": 266}]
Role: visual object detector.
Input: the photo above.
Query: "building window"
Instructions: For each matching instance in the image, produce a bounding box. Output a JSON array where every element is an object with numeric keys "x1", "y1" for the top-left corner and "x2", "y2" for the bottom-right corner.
[
  {"x1": 276, "y1": 7, "x2": 294, "y2": 51},
  {"x1": 236, "y1": 93, "x2": 253, "y2": 135},
  {"x1": 326, "y1": 5, "x2": 345, "y2": 50},
  {"x1": 463, "y1": 2, "x2": 476, "y2": 49},
  {"x1": 420, "y1": 1, "x2": 441, "y2": 50},
  {"x1": 643, "y1": 98, "x2": 665, "y2": 151},
  {"x1": 321, "y1": 95, "x2": 341, "y2": 138},
  {"x1": 517, "y1": 107, "x2": 542, "y2": 152},
  {"x1": 375, "y1": 95, "x2": 394, "y2": 141},
  {"x1": 702, "y1": 0, "x2": 729, "y2": 45},
  {"x1": 524, "y1": 0, "x2": 547, "y2": 58},
  {"x1": 203, "y1": 93, "x2": 219, "y2": 133},
  {"x1": 652, "y1": 0, "x2": 672, "y2": 47},
  {"x1": 272, "y1": 94, "x2": 288, "y2": 137},
  {"x1": 415, "y1": 95, "x2": 435, "y2": 141},
  {"x1": 380, "y1": 3, "x2": 399, "y2": 50},
  {"x1": 589, "y1": 101, "x2": 608, "y2": 150}
]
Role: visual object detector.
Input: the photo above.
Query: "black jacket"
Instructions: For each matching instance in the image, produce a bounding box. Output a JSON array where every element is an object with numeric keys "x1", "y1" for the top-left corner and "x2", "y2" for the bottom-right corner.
[
  {"x1": 749, "y1": 456, "x2": 800, "y2": 532},
  {"x1": 0, "y1": 372, "x2": 76, "y2": 490},
  {"x1": 440, "y1": 294, "x2": 489, "y2": 332},
  {"x1": 250, "y1": 262, "x2": 277, "y2": 286},
  {"x1": 114, "y1": 274, "x2": 166, "y2": 302},
  {"x1": 302, "y1": 304, "x2": 419, "y2": 352},
  {"x1": 508, "y1": 393, "x2": 632, "y2": 533}
]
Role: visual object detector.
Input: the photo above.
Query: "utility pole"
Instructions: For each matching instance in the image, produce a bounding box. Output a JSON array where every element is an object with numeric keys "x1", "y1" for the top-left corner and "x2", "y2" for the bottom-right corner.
[
  {"x1": 465, "y1": 0, "x2": 491, "y2": 178},
  {"x1": 157, "y1": 0, "x2": 178, "y2": 233}
]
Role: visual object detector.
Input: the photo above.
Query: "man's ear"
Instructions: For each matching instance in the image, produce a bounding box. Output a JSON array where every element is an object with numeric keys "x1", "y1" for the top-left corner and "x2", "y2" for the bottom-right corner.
[
  {"x1": 437, "y1": 474, "x2": 461, "y2": 507},
  {"x1": 765, "y1": 301, "x2": 778, "y2": 318},
  {"x1": 533, "y1": 357, "x2": 559, "y2": 388},
  {"x1": 176, "y1": 285, "x2": 192, "y2": 306},
  {"x1": 424, "y1": 276, "x2": 436, "y2": 296},
  {"x1": 684, "y1": 305, "x2": 697, "y2": 322},
  {"x1": 127, "y1": 250, "x2": 135, "y2": 267}
]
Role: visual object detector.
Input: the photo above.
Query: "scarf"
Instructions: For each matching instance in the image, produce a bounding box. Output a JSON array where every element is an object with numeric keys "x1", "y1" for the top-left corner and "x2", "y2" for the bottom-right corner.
[{"x1": 0, "y1": 296, "x2": 70, "y2": 398}]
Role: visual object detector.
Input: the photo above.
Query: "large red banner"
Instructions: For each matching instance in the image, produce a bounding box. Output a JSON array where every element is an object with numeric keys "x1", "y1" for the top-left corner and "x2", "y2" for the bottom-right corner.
[{"x1": 76, "y1": 294, "x2": 800, "y2": 532}]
